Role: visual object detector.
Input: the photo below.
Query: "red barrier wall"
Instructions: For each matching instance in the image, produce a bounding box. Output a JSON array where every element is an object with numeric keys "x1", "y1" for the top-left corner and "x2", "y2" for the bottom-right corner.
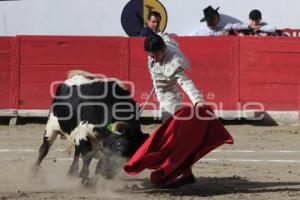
[
  {"x1": 0, "y1": 36, "x2": 299, "y2": 112},
  {"x1": 0, "y1": 37, "x2": 18, "y2": 109},
  {"x1": 18, "y1": 36, "x2": 129, "y2": 109},
  {"x1": 177, "y1": 37, "x2": 239, "y2": 110},
  {"x1": 239, "y1": 37, "x2": 300, "y2": 111}
]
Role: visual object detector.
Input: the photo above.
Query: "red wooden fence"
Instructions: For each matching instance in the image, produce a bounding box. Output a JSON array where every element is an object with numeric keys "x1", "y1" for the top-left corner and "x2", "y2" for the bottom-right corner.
[
  {"x1": 240, "y1": 37, "x2": 300, "y2": 111},
  {"x1": 0, "y1": 37, "x2": 19, "y2": 109},
  {"x1": 0, "y1": 36, "x2": 299, "y2": 112},
  {"x1": 19, "y1": 36, "x2": 129, "y2": 109}
]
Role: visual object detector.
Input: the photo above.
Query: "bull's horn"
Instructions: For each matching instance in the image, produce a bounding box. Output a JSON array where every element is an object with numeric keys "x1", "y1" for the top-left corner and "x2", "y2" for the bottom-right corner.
[{"x1": 111, "y1": 122, "x2": 130, "y2": 134}]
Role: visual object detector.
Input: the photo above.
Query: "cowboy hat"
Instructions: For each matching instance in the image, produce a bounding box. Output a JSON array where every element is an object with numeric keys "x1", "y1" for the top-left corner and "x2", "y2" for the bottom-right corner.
[{"x1": 200, "y1": 6, "x2": 220, "y2": 22}]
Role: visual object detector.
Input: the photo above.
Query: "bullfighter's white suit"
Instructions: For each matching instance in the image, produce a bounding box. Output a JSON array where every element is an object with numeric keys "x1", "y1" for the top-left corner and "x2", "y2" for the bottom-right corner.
[{"x1": 147, "y1": 34, "x2": 203, "y2": 121}]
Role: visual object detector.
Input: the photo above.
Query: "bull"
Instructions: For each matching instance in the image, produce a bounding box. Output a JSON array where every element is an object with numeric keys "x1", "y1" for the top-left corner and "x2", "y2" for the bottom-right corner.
[{"x1": 33, "y1": 70, "x2": 149, "y2": 185}]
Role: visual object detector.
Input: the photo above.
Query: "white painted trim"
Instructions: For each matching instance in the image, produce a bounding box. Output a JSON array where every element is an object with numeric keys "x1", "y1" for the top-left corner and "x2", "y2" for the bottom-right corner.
[
  {"x1": 2, "y1": 157, "x2": 300, "y2": 164},
  {"x1": 0, "y1": 109, "x2": 299, "y2": 124},
  {"x1": 1, "y1": 149, "x2": 300, "y2": 153},
  {"x1": 17, "y1": 109, "x2": 50, "y2": 117},
  {"x1": 0, "y1": 149, "x2": 65, "y2": 153},
  {"x1": 212, "y1": 150, "x2": 300, "y2": 153},
  {"x1": 264, "y1": 111, "x2": 299, "y2": 125},
  {"x1": 0, "y1": 109, "x2": 18, "y2": 117},
  {"x1": 202, "y1": 158, "x2": 300, "y2": 164}
]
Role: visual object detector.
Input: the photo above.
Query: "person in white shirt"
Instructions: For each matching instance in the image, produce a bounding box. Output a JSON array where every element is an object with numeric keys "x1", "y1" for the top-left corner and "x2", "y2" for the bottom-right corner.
[
  {"x1": 224, "y1": 9, "x2": 277, "y2": 36},
  {"x1": 192, "y1": 6, "x2": 227, "y2": 36},
  {"x1": 144, "y1": 33, "x2": 204, "y2": 122},
  {"x1": 144, "y1": 33, "x2": 204, "y2": 187}
]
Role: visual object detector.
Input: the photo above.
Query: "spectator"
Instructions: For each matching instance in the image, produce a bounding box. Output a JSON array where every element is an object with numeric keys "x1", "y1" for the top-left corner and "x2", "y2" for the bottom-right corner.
[
  {"x1": 192, "y1": 6, "x2": 227, "y2": 36},
  {"x1": 140, "y1": 11, "x2": 162, "y2": 36},
  {"x1": 224, "y1": 9, "x2": 277, "y2": 36}
]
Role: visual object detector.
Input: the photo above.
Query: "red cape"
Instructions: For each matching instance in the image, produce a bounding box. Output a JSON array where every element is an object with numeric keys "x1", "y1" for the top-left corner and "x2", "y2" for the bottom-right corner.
[{"x1": 124, "y1": 106, "x2": 234, "y2": 185}]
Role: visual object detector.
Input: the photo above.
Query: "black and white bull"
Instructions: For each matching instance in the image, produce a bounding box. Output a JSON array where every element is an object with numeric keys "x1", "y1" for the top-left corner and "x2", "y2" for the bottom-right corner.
[{"x1": 33, "y1": 70, "x2": 149, "y2": 185}]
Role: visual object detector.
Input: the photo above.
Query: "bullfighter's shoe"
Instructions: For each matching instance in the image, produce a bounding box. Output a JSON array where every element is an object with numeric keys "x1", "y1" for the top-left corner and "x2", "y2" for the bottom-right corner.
[{"x1": 177, "y1": 174, "x2": 196, "y2": 186}]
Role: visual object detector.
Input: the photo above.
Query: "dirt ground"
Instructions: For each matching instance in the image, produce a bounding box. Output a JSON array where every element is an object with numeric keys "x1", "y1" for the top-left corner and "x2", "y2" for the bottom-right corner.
[{"x1": 0, "y1": 120, "x2": 300, "y2": 200}]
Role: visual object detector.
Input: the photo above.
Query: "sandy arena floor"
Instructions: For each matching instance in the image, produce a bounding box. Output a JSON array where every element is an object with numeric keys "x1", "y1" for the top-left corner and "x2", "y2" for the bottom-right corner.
[{"x1": 0, "y1": 121, "x2": 300, "y2": 200}]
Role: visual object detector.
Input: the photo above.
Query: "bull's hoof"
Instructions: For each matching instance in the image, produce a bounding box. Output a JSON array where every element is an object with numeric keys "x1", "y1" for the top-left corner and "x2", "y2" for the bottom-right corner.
[
  {"x1": 95, "y1": 168, "x2": 115, "y2": 180},
  {"x1": 68, "y1": 171, "x2": 78, "y2": 177},
  {"x1": 81, "y1": 177, "x2": 97, "y2": 187},
  {"x1": 68, "y1": 166, "x2": 79, "y2": 177},
  {"x1": 30, "y1": 164, "x2": 40, "y2": 178},
  {"x1": 95, "y1": 159, "x2": 116, "y2": 180},
  {"x1": 68, "y1": 170, "x2": 79, "y2": 177},
  {"x1": 79, "y1": 169, "x2": 89, "y2": 180},
  {"x1": 101, "y1": 172, "x2": 114, "y2": 180},
  {"x1": 81, "y1": 178, "x2": 89, "y2": 186}
]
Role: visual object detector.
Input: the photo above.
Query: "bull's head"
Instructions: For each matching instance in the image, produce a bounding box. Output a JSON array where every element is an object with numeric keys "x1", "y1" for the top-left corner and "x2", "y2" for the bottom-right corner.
[
  {"x1": 97, "y1": 121, "x2": 149, "y2": 179},
  {"x1": 103, "y1": 121, "x2": 148, "y2": 156},
  {"x1": 102, "y1": 123, "x2": 130, "y2": 156}
]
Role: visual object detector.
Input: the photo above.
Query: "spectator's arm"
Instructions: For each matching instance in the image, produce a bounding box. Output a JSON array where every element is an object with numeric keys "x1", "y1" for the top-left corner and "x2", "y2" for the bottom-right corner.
[
  {"x1": 259, "y1": 23, "x2": 276, "y2": 33},
  {"x1": 224, "y1": 23, "x2": 248, "y2": 31}
]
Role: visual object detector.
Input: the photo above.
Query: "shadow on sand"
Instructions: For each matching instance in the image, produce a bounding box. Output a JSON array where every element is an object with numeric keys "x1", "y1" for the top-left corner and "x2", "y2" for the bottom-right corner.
[{"x1": 124, "y1": 176, "x2": 300, "y2": 197}]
